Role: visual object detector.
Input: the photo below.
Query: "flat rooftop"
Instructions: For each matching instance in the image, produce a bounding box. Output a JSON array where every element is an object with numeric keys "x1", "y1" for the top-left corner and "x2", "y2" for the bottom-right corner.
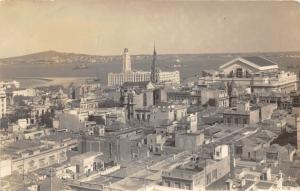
[{"x1": 71, "y1": 151, "x2": 103, "y2": 160}]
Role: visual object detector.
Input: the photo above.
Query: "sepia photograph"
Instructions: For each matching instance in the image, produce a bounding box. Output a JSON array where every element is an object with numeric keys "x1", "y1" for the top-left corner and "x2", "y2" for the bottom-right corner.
[{"x1": 0, "y1": 0, "x2": 300, "y2": 190}]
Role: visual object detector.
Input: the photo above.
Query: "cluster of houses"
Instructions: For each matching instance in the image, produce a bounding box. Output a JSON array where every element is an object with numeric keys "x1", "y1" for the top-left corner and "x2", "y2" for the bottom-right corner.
[{"x1": 1, "y1": 52, "x2": 300, "y2": 191}]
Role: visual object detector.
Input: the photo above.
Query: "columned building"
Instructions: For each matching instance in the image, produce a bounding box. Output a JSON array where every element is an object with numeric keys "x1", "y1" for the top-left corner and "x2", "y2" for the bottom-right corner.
[{"x1": 198, "y1": 56, "x2": 298, "y2": 94}]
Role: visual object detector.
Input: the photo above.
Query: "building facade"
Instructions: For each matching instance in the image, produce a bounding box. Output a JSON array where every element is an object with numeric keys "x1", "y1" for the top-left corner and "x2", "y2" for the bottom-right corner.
[
  {"x1": 0, "y1": 89, "x2": 6, "y2": 118},
  {"x1": 199, "y1": 56, "x2": 298, "y2": 93},
  {"x1": 108, "y1": 71, "x2": 151, "y2": 87},
  {"x1": 108, "y1": 48, "x2": 180, "y2": 86}
]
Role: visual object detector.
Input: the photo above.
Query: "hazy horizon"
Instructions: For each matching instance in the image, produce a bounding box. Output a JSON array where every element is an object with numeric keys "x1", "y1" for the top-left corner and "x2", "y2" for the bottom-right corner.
[
  {"x1": 3, "y1": 49, "x2": 300, "y2": 60},
  {"x1": 0, "y1": 0, "x2": 300, "y2": 58}
]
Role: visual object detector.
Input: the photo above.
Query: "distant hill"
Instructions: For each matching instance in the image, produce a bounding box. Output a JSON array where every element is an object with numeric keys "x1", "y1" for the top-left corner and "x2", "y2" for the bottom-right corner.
[
  {"x1": 0, "y1": 50, "x2": 121, "y2": 65},
  {"x1": 1, "y1": 50, "x2": 300, "y2": 66}
]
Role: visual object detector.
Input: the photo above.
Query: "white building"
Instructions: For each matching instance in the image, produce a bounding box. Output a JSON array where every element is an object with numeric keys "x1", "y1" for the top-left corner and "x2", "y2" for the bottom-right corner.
[
  {"x1": 70, "y1": 152, "x2": 104, "y2": 175},
  {"x1": 122, "y1": 48, "x2": 131, "y2": 72},
  {"x1": 108, "y1": 48, "x2": 180, "y2": 86},
  {"x1": 0, "y1": 89, "x2": 6, "y2": 118},
  {"x1": 157, "y1": 70, "x2": 180, "y2": 85},
  {"x1": 108, "y1": 70, "x2": 151, "y2": 86},
  {"x1": 0, "y1": 80, "x2": 20, "y2": 89},
  {"x1": 12, "y1": 88, "x2": 37, "y2": 97},
  {"x1": 199, "y1": 56, "x2": 298, "y2": 93}
]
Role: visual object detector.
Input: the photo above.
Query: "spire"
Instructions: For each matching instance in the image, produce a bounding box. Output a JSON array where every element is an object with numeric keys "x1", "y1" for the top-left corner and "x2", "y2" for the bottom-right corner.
[{"x1": 151, "y1": 42, "x2": 158, "y2": 84}]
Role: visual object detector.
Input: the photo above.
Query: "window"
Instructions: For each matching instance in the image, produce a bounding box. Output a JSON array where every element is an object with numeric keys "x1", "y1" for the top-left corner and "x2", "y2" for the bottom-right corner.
[
  {"x1": 227, "y1": 118, "x2": 231, "y2": 124},
  {"x1": 185, "y1": 184, "x2": 191, "y2": 190},
  {"x1": 266, "y1": 152, "x2": 278, "y2": 160},
  {"x1": 165, "y1": 180, "x2": 171, "y2": 187},
  {"x1": 235, "y1": 118, "x2": 239, "y2": 124},
  {"x1": 206, "y1": 173, "x2": 212, "y2": 185},
  {"x1": 143, "y1": 93, "x2": 147, "y2": 106},
  {"x1": 174, "y1": 182, "x2": 180, "y2": 188},
  {"x1": 212, "y1": 169, "x2": 218, "y2": 180},
  {"x1": 236, "y1": 68, "x2": 243, "y2": 78}
]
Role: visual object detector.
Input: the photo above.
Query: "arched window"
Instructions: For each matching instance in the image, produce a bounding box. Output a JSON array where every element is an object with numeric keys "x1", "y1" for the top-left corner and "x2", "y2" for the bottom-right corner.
[{"x1": 143, "y1": 93, "x2": 147, "y2": 106}]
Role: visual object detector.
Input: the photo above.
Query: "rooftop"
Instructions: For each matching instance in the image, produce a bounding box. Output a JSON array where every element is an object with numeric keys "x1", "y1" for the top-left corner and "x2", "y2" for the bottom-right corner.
[
  {"x1": 71, "y1": 152, "x2": 103, "y2": 160},
  {"x1": 242, "y1": 56, "x2": 278, "y2": 67},
  {"x1": 122, "y1": 81, "x2": 151, "y2": 88}
]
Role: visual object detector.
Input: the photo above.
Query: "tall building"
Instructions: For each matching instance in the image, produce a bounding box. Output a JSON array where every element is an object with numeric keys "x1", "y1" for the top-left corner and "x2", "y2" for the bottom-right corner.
[
  {"x1": 122, "y1": 48, "x2": 131, "y2": 72},
  {"x1": 107, "y1": 48, "x2": 180, "y2": 86},
  {"x1": 0, "y1": 89, "x2": 6, "y2": 118}
]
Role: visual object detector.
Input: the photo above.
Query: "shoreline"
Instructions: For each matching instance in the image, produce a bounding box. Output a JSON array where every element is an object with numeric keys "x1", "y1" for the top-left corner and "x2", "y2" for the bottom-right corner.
[{"x1": 10, "y1": 77, "x2": 93, "y2": 88}]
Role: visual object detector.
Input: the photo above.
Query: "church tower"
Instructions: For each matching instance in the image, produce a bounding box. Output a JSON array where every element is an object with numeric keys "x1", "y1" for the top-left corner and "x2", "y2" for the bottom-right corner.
[
  {"x1": 151, "y1": 44, "x2": 158, "y2": 84},
  {"x1": 122, "y1": 48, "x2": 131, "y2": 72}
]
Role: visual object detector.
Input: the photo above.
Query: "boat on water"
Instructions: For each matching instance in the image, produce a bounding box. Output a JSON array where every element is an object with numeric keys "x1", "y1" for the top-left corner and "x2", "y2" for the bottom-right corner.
[
  {"x1": 164, "y1": 58, "x2": 186, "y2": 68},
  {"x1": 73, "y1": 64, "x2": 88, "y2": 70}
]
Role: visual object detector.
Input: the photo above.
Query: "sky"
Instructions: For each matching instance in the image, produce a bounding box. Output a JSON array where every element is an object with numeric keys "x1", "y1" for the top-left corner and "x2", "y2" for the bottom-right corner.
[{"x1": 0, "y1": 0, "x2": 299, "y2": 58}]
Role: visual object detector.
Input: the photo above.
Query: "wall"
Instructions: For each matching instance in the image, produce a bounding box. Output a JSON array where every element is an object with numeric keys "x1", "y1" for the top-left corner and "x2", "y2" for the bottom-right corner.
[
  {"x1": 249, "y1": 110, "x2": 260, "y2": 124},
  {"x1": 0, "y1": 159, "x2": 12, "y2": 177},
  {"x1": 260, "y1": 104, "x2": 277, "y2": 121},
  {"x1": 175, "y1": 133, "x2": 204, "y2": 150}
]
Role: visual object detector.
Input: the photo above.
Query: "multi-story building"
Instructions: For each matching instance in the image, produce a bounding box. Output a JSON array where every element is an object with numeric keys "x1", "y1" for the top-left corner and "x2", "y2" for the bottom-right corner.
[
  {"x1": 0, "y1": 80, "x2": 20, "y2": 89},
  {"x1": 122, "y1": 48, "x2": 131, "y2": 72},
  {"x1": 108, "y1": 48, "x2": 180, "y2": 86},
  {"x1": 70, "y1": 152, "x2": 104, "y2": 176},
  {"x1": 0, "y1": 88, "x2": 6, "y2": 118},
  {"x1": 198, "y1": 56, "x2": 298, "y2": 93},
  {"x1": 108, "y1": 70, "x2": 151, "y2": 87},
  {"x1": 201, "y1": 88, "x2": 229, "y2": 107},
  {"x1": 167, "y1": 91, "x2": 201, "y2": 105},
  {"x1": 223, "y1": 101, "x2": 277, "y2": 125},
  {"x1": 11, "y1": 88, "x2": 37, "y2": 97},
  {"x1": 134, "y1": 103, "x2": 188, "y2": 126},
  {"x1": 161, "y1": 145, "x2": 230, "y2": 190},
  {"x1": 157, "y1": 70, "x2": 180, "y2": 85},
  {"x1": 2, "y1": 133, "x2": 78, "y2": 175}
]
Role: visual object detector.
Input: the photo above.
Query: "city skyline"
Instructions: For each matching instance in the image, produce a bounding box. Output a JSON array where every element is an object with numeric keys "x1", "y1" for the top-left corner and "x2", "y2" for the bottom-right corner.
[{"x1": 0, "y1": 0, "x2": 300, "y2": 58}]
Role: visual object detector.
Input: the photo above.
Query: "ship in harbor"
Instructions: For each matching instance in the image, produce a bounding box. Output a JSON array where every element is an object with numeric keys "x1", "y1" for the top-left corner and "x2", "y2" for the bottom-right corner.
[{"x1": 73, "y1": 63, "x2": 88, "y2": 70}]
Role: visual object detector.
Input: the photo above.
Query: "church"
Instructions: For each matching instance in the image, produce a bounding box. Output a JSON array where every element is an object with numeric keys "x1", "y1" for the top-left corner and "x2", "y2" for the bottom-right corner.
[{"x1": 107, "y1": 47, "x2": 180, "y2": 86}]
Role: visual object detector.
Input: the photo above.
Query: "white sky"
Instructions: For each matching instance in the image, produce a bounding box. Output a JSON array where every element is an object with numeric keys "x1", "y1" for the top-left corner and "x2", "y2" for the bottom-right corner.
[{"x1": 0, "y1": 0, "x2": 299, "y2": 58}]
